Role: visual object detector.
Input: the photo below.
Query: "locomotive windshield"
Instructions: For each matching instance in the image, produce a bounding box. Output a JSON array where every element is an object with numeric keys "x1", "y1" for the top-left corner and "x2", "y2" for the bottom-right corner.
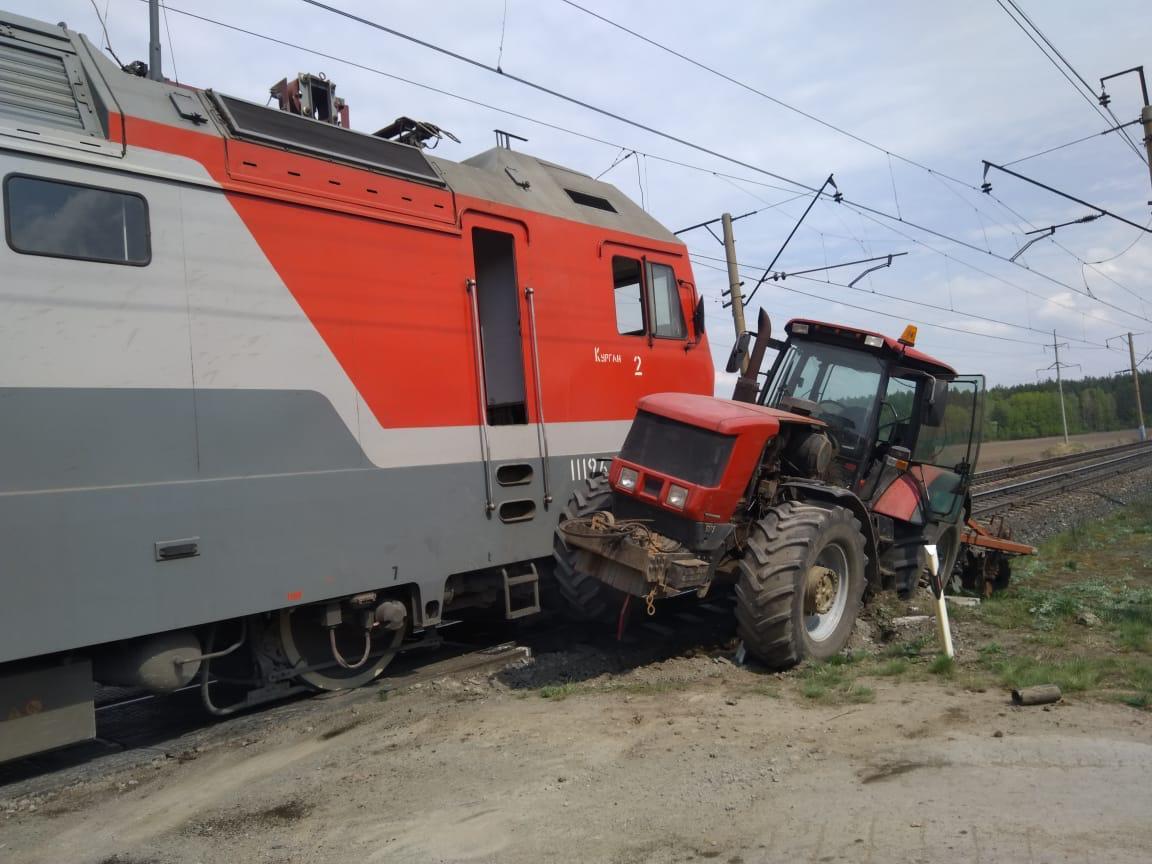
[{"x1": 762, "y1": 339, "x2": 885, "y2": 460}]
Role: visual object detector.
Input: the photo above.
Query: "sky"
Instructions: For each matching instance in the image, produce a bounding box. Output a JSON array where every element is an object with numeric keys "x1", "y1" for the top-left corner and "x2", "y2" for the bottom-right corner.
[{"x1": 13, "y1": 0, "x2": 1152, "y2": 390}]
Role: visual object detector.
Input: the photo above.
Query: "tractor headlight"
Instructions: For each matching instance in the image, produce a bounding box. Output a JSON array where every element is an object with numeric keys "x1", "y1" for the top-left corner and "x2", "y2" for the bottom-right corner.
[
  {"x1": 618, "y1": 467, "x2": 639, "y2": 491},
  {"x1": 864, "y1": 334, "x2": 884, "y2": 348},
  {"x1": 666, "y1": 484, "x2": 688, "y2": 510}
]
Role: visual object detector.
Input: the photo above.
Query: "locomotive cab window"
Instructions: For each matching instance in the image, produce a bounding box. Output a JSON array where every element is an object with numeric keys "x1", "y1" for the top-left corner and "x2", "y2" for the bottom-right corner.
[
  {"x1": 611, "y1": 256, "x2": 685, "y2": 339},
  {"x1": 613, "y1": 256, "x2": 645, "y2": 336},
  {"x1": 4, "y1": 176, "x2": 150, "y2": 266},
  {"x1": 647, "y1": 261, "x2": 685, "y2": 339}
]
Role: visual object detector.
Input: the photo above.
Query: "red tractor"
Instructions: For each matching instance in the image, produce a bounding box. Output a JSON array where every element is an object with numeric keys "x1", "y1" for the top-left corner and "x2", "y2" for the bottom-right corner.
[{"x1": 555, "y1": 312, "x2": 995, "y2": 666}]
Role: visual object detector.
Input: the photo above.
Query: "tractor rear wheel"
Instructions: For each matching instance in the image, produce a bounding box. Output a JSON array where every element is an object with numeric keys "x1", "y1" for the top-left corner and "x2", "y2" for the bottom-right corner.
[
  {"x1": 552, "y1": 475, "x2": 618, "y2": 623},
  {"x1": 736, "y1": 501, "x2": 867, "y2": 668}
]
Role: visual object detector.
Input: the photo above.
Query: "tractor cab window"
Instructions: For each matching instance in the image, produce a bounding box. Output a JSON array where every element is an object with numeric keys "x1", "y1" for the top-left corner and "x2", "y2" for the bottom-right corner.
[
  {"x1": 764, "y1": 339, "x2": 884, "y2": 462},
  {"x1": 877, "y1": 376, "x2": 918, "y2": 447},
  {"x1": 910, "y1": 376, "x2": 984, "y2": 521}
]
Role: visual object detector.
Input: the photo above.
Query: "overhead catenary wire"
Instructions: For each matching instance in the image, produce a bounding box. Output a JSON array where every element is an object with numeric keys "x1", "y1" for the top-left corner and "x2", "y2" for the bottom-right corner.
[
  {"x1": 1004, "y1": 0, "x2": 1148, "y2": 165},
  {"x1": 995, "y1": 0, "x2": 1148, "y2": 165},
  {"x1": 690, "y1": 256, "x2": 1044, "y2": 347},
  {"x1": 1002, "y1": 118, "x2": 1143, "y2": 167},
  {"x1": 555, "y1": 0, "x2": 1149, "y2": 299},
  {"x1": 153, "y1": 1, "x2": 1151, "y2": 333},
  {"x1": 689, "y1": 250, "x2": 1101, "y2": 347},
  {"x1": 161, "y1": 1, "x2": 179, "y2": 84}
]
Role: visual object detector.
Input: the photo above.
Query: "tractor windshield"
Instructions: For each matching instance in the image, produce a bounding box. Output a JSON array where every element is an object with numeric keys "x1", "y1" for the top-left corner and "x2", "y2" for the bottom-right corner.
[{"x1": 762, "y1": 339, "x2": 884, "y2": 464}]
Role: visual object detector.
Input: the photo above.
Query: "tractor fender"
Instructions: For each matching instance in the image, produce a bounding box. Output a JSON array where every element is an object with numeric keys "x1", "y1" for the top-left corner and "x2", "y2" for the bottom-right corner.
[{"x1": 780, "y1": 481, "x2": 881, "y2": 588}]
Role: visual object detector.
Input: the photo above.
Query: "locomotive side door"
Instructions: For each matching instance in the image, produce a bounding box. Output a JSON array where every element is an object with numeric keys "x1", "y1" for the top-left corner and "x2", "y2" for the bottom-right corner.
[
  {"x1": 464, "y1": 217, "x2": 555, "y2": 530},
  {"x1": 470, "y1": 226, "x2": 529, "y2": 426}
]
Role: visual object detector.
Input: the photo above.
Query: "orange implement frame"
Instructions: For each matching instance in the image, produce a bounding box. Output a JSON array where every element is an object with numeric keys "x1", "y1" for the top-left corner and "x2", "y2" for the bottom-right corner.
[{"x1": 960, "y1": 517, "x2": 1036, "y2": 556}]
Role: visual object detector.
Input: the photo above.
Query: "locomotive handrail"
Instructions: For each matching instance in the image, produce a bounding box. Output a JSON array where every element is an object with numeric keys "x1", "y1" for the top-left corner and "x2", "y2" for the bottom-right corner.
[
  {"x1": 524, "y1": 285, "x2": 553, "y2": 508},
  {"x1": 465, "y1": 278, "x2": 496, "y2": 515}
]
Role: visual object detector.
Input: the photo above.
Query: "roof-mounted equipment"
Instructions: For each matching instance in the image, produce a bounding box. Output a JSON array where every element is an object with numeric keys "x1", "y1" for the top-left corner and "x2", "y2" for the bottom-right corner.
[
  {"x1": 374, "y1": 116, "x2": 459, "y2": 150},
  {"x1": 271, "y1": 73, "x2": 348, "y2": 128}
]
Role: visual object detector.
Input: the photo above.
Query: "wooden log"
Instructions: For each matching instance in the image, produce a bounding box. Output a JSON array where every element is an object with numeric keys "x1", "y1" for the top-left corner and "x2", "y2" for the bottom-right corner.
[{"x1": 1011, "y1": 684, "x2": 1062, "y2": 706}]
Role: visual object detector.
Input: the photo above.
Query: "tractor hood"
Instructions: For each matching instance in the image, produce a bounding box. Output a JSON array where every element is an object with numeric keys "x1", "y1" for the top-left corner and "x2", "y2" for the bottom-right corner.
[{"x1": 636, "y1": 393, "x2": 826, "y2": 435}]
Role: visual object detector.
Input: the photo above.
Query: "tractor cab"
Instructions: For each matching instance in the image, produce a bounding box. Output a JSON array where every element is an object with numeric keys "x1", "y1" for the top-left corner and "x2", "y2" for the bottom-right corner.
[{"x1": 754, "y1": 318, "x2": 984, "y2": 530}]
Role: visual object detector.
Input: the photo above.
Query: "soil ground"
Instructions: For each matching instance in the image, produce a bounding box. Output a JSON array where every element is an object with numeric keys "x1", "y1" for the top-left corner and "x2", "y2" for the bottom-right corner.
[
  {"x1": 2, "y1": 506, "x2": 1150, "y2": 864},
  {"x1": 978, "y1": 429, "x2": 1140, "y2": 469}
]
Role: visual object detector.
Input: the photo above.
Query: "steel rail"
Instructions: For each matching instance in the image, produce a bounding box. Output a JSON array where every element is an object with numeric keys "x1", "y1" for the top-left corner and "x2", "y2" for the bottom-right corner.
[
  {"x1": 973, "y1": 440, "x2": 1152, "y2": 486},
  {"x1": 972, "y1": 448, "x2": 1152, "y2": 515}
]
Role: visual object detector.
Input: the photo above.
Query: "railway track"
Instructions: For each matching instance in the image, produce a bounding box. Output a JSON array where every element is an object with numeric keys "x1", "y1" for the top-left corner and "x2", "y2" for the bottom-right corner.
[
  {"x1": 973, "y1": 440, "x2": 1152, "y2": 487},
  {"x1": 1, "y1": 593, "x2": 736, "y2": 791},
  {"x1": 972, "y1": 440, "x2": 1152, "y2": 516}
]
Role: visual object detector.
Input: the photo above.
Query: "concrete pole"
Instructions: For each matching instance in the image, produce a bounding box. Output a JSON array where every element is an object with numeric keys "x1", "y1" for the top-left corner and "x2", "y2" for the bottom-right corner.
[
  {"x1": 148, "y1": 0, "x2": 163, "y2": 82},
  {"x1": 721, "y1": 213, "x2": 748, "y2": 373},
  {"x1": 1128, "y1": 332, "x2": 1147, "y2": 441},
  {"x1": 1054, "y1": 330, "x2": 1070, "y2": 445}
]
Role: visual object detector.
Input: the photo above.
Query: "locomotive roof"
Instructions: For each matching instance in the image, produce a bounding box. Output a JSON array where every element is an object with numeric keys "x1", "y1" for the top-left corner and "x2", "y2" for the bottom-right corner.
[{"x1": 0, "y1": 9, "x2": 678, "y2": 245}]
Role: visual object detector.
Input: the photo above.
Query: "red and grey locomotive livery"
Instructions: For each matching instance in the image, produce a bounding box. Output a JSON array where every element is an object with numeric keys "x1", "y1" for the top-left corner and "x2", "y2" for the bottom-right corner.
[{"x1": 0, "y1": 10, "x2": 713, "y2": 759}]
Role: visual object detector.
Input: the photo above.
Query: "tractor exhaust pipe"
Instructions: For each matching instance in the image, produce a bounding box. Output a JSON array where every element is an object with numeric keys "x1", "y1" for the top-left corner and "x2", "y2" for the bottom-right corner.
[{"x1": 731, "y1": 308, "x2": 774, "y2": 404}]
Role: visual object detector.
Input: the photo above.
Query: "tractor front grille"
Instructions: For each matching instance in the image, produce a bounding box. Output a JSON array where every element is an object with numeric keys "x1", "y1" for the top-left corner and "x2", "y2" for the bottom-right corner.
[{"x1": 619, "y1": 411, "x2": 735, "y2": 488}]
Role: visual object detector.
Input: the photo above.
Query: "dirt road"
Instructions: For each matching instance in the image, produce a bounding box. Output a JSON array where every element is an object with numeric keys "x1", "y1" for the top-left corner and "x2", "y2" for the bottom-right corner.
[{"x1": 2, "y1": 650, "x2": 1149, "y2": 864}]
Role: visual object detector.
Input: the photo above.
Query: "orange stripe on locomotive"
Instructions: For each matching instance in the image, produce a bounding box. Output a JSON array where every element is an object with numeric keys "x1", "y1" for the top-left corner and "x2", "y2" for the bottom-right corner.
[{"x1": 121, "y1": 115, "x2": 715, "y2": 428}]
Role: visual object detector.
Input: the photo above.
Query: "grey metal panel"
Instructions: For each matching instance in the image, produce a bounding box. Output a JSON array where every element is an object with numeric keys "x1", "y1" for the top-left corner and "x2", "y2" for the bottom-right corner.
[
  {"x1": 0, "y1": 388, "x2": 375, "y2": 493},
  {"x1": 432, "y1": 148, "x2": 680, "y2": 246},
  {"x1": 0, "y1": 40, "x2": 84, "y2": 132},
  {"x1": 0, "y1": 443, "x2": 608, "y2": 663},
  {"x1": 210, "y1": 91, "x2": 445, "y2": 186},
  {"x1": 0, "y1": 388, "x2": 198, "y2": 492}
]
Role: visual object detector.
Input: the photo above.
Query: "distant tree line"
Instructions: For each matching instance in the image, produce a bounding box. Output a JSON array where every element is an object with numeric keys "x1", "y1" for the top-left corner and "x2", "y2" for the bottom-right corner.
[{"x1": 981, "y1": 372, "x2": 1150, "y2": 441}]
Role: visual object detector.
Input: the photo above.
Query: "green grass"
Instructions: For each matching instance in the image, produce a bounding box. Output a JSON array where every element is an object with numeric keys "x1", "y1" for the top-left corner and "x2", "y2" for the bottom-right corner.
[
  {"x1": 1116, "y1": 692, "x2": 1151, "y2": 709},
  {"x1": 928, "y1": 655, "x2": 955, "y2": 677},
  {"x1": 797, "y1": 658, "x2": 875, "y2": 704},
  {"x1": 873, "y1": 658, "x2": 910, "y2": 677},
  {"x1": 881, "y1": 637, "x2": 929, "y2": 659},
  {"x1": 539, "y1": 683, "x2": 581, "y2": 700}
]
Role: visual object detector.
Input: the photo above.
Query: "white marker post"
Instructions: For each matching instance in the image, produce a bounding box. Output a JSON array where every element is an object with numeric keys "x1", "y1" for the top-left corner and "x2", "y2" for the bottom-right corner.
[{"x1": 924, "y1": 544, "x2": 954, "y2": 659}]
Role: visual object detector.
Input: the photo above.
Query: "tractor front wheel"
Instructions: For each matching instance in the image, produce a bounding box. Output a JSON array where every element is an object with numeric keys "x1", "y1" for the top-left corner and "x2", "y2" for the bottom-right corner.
[
  {"x1": 736, "y1": 501, "x2": 867, "y2": 668},
  {"x1": 551, "y1": 475, "x2": 618, "y2": 623}
]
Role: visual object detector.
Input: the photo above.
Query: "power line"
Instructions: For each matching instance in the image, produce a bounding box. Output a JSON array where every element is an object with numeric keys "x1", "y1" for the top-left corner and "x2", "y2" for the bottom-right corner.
[
  {"x1": 1001, "y1": 119, "x2": 1142, "y2": 167},
  {"x1": 555, "y1": 0, "x2": 1150, "y2": 302},
  {"x1": 158, "y1": 1, "x2": 1152, "y2": 328},
  {"x1": 690, "y1": 255, "x2": 1044, "y2": 347},
  {"x1": 995, "y1": 0, "x2": 1147, "y2": 165},
  {"x1": 296, "y1": 0, "x2": 810, "y2": 192},
  {"x1": 689, "y1": 250, "x2": 1100, "y2": 347},
  {"x1": 555, "y1": 0, "x2": 980, "y2": 191},
  {"x1": 842, "y1": 202, "x2": 1136, "y2": 331}
]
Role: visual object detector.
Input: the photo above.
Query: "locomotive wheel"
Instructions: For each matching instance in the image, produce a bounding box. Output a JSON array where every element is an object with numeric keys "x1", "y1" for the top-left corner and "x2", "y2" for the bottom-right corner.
[
  {"x1": 277, "y1": 602, "x2": 405, "y2": 691},
  {"x1": 736, "y1": 501, "x2": 867, "y2": 669},
  {"x1": 551, "y1": 475, "x2": 618, "y2": 623}
]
